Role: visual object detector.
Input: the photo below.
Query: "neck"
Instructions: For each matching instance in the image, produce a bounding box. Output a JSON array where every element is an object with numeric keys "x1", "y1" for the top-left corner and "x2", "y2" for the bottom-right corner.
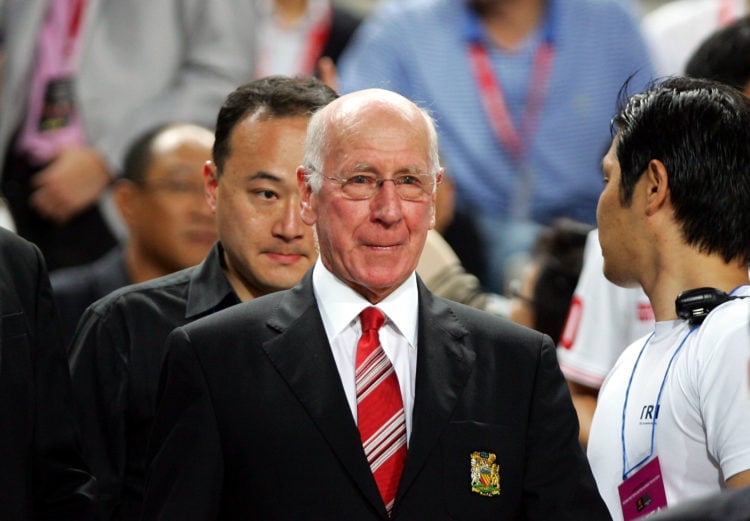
[
  {"x1": 641, "y1": 250, "x2": 749, "y2": 322},
  {"x1": 221, "y1": 252, "x2": 256, "y2": 302},
  {"x1": 273, "y1": 0, "x2": 308, "y2": 26},
  {"x1": 477, "y1": 0, "x2": 547, "y2": 50}
]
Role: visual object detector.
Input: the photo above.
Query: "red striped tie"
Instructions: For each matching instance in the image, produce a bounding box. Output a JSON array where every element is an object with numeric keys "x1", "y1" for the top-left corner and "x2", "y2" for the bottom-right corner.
[{"x1": 356, "y1": 307, "x2": 407, "y2": 516}]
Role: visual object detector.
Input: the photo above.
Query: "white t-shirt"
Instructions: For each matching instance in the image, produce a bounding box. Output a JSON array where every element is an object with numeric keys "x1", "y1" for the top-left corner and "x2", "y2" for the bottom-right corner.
[
  {"x1": 642, "y1": 0, "x2": 747, "y2": 76},
  {"x1": 587, "y1": 285, "x2": 750, "y2": 521},
  {"x1": 557, "y1": 229, "x2": 653, "y2": 388}
]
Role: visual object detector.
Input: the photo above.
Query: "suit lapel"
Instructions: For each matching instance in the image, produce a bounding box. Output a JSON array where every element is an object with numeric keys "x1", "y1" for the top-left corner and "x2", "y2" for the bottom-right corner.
[
  {"x1": 396, "y1": 281, "x2": 475, "y2": 501},
  {"x1": 261, "y1": 273, "x2": 386, "y2": 516}
]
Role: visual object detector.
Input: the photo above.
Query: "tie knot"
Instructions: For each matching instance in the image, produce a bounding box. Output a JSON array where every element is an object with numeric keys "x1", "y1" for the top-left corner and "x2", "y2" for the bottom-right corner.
[{"x1": 360, "y1": 306, "x2": 385, "y2": 332}]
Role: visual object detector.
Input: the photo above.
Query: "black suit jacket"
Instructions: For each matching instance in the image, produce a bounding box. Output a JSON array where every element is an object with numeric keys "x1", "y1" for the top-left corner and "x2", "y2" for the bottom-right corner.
[
  {"x1": 142, "y1": 272, "x2": 609, "y2": 520},
  {"x1": 0, "y1": 228, "x2": 95, "y2": 520},
  {"x1": 649, "y1": 486, "x2": 750, "y2": 521}
]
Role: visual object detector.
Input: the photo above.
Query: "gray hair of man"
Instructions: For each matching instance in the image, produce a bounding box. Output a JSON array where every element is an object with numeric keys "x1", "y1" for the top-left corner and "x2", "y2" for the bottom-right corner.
[{"x1": 301, "y1": 90, "x2": 442, "y2": 193}]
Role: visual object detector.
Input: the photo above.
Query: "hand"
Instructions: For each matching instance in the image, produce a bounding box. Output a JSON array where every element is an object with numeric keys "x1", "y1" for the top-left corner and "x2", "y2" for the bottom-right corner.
[
  {"x1": 30, "y1": 146, "x2": 112, "y2": 224},
  {"x1": 317, "y1": 56, "x2": 339, "y2": 92}
]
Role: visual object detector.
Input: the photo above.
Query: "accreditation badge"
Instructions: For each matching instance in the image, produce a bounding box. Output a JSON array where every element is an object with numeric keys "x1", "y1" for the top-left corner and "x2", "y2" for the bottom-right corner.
[
  {"x1": 470, "y1": 451, "x2": 500, "y2": 496},
  {"x1": 38, "y1": 76, "x2": 76, "y2": 132},
  {"x1": 617, "y1": 456, "x2": 667, "y2": 520}
]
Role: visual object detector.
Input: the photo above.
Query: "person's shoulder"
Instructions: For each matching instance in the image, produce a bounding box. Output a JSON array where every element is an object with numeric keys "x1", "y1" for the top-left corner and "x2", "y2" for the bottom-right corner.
[
  {"x1": 0, "y1": 228, "x2": 38, "y2": 262},
  {"x1": 177, "y1": 287, "x2": 289, "y2": 340},
  {"x1": 86, "y1": 265, "x2": 196, "y2": 316},
  {"x1": 437, "y1": 295, "x2": 547, "y2": 346}
]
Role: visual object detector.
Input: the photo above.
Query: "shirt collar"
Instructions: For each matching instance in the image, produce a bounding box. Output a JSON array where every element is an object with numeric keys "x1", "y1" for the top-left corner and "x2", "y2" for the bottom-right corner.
[
  {"x1": 185, "y1": 242, "x2": 240, "y2": 319},
  {"x1": 311, "y1": 257, "x2": 419, "y2": 348}
]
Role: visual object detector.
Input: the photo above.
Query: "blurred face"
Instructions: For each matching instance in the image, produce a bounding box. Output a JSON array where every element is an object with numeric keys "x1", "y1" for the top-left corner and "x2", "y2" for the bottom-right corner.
[
  {"x1": 206, "y1": 115, "x2": 316, "y2": 301},
  {"x1": 300, "y1": 100, "x2": 438, "y2": 303},
  {"x1": 119, "y1": 129, "x2": 216, "y2": 274},
  {"x1": 596, "y1": 136, "x2": 642, "y2": 288}
]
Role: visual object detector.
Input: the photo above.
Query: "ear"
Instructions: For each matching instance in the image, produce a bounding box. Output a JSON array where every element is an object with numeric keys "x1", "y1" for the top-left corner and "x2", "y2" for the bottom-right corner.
[
  {"x1": 428, "y1": 170, "x2": 444, "y2": 230},
  {"x1": 204, "y1": 160, "x2": 219, "y2": 213},
  {"x1": 298, "y1": 166, "x2": 317, "y2": 226},
  {"x1": 644, "y1": 159, "x2": 670, "y2": 217},
  {"x1": 113, "y1": 180, "x2": 138, "y2": 229}
]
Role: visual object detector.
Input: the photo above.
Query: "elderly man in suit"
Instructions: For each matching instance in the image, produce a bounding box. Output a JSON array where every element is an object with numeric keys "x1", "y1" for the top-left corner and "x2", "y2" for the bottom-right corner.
[
  {"x1": 0, "y1": 227, "x2": 95, "y2": 519},
  {"x1": 141, "y1": 88, "x2": 609, "y2": 520}
]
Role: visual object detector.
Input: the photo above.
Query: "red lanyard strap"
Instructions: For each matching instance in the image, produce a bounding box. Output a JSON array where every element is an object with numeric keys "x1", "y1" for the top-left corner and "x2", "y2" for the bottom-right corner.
[{"x1": 468, "y1": 39, "x2": 554, "y2": 163}]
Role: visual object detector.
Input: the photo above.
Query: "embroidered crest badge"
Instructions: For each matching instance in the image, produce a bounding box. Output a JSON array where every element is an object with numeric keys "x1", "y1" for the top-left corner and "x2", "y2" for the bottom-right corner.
[{"x1": 470, "y1": 451, "x2": 501, "y2": 496}]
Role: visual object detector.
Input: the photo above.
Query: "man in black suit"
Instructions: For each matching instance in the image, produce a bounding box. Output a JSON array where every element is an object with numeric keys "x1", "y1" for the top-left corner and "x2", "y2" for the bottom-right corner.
[
  {"x1": 141, "y1": 88, "x2": 609, "y2": 520},
  {"x1": 0, "y1": 227, "x2": 95, "y2": 519}
]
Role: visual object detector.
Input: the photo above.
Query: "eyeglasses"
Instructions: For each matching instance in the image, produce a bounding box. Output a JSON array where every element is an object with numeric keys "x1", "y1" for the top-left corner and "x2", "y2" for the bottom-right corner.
[{"x1": 317, "y1": 171, "x2": 438, "y2": 201}]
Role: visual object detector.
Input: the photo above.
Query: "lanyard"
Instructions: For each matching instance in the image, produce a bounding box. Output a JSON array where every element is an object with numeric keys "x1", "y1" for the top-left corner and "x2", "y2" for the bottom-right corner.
[
  {"x1": 65, "y1": 0, "x2": 86, "y2": 58},
  {"x1": 620, "y1": 326, "x2": 698, "y2": 481},
  {"x1": 466, "y1": 4, "x2": 555, "y2": 164}
]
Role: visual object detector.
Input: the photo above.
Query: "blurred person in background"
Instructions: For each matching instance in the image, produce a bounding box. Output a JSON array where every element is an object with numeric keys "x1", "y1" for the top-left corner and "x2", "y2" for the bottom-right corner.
[
  {"x1": 642, "y1": 0, "x2": 747, "y2": 76},
  {"x1": 253, "y1": 0, "x2": 362, "y2": 86},
  {"x1": 508, "y1": 217, "x2": 591, "y2": 344},
  {"x1": 50, "y1": 123, "x2": 216, "y2": 346},
  {"x1": 0, "y1": 0, "x2": 252, "y2": 270}
]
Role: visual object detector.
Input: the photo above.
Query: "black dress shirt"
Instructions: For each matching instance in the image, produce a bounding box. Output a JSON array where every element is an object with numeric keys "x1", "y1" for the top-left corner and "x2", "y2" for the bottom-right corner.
[
  {"x1": 50, "y1": 246, "x2": 130, "y2": 348},
  {"x1": 68, "y1": 243, "x2": 239, "y2": 521}
]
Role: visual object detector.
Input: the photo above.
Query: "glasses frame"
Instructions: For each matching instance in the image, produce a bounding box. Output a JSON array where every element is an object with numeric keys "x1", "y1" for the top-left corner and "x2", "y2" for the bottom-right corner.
[{"x1": 313, "y1": 170, "x2": 440, "y2": 201}]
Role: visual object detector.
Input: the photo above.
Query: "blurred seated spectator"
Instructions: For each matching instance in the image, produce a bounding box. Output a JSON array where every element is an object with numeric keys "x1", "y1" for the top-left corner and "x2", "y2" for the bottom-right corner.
[
  {"x1": 50, "y1": 123, "x2": 216, "y2": 346},
  {"x1": 508, "y1": 218, "x2": 591, "y2": 344}
]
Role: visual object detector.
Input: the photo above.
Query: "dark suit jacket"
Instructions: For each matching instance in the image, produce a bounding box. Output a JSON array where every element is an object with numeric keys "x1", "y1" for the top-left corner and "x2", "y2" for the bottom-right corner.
[
  {"x1": 649, "y1": 486, "x2": 750, "y2": 521},
  {"x1": 0, "y1": 228, "x2": 95, "y2": 520},
  {"x1": 142, "y1": 272, "x2": 609, "y2": 520}
]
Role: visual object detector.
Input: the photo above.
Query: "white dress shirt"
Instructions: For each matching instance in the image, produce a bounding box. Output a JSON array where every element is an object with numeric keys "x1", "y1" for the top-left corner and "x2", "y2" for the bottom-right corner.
[{"x1": 311, "y1": 258, "x2": 419, "y2": 444}]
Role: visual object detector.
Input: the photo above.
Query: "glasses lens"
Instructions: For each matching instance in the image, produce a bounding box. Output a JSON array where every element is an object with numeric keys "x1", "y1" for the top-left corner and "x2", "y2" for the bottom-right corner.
[
  {"x1": 336, "y1": 172, "x2": 434, "y2": 200},
  {"x1": 341, "y1": 174, "x2": 378, "y2": 199}
]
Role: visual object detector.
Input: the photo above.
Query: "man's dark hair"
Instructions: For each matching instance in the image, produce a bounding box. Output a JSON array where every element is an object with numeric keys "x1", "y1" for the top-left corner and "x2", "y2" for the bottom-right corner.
[
  {"x1": 612, "y1": 76, "x2": 750, "y2": 264},
  {"x1": 530, "y1": 218, "x2": 592, "y2": 345},
  {"x1": 213, "y1": 76, "x2": 339, "y2": 173},
  {"x1": 685, "y1": 15, "x2": 750, "y2": 93},
  {"x1": 122, "y1": 124, "x2": 168, "y2": 185}
]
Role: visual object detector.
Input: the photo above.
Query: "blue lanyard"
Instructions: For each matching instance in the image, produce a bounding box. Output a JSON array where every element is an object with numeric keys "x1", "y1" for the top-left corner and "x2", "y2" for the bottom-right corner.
[{"x1": 620, "y1": 326, "x2": 699, "y2": 480}]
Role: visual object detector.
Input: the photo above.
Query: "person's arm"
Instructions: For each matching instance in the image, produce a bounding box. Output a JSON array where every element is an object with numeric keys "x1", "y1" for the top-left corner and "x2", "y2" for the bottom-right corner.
[
  {"x1": 141, "y1": 327, "x2": 224, "y2": 521},
  {"x1": 727, "y1": 469, "x2": 750, "y2": 488},
  {"x1": 68, "y1": 303, "x2": 131, "y2": 519},
  {"x1": 29, "y1": 241, "x2": 96, "y2": 520},
  {"x1": 523, "y1": 335, "x2": 611, "y2": 520}
]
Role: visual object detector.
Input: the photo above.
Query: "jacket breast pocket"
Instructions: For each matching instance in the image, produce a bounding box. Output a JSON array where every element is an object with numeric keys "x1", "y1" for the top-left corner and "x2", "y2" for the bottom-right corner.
[{"x1": 441, "y1": 420, "x2": 524, "y2": 521}]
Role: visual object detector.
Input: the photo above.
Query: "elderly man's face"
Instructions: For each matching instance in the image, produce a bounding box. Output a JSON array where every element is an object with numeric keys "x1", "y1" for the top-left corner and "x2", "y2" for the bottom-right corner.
[{"x1": 300, "y1": 99, "x2": 438, "y2": 304}]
